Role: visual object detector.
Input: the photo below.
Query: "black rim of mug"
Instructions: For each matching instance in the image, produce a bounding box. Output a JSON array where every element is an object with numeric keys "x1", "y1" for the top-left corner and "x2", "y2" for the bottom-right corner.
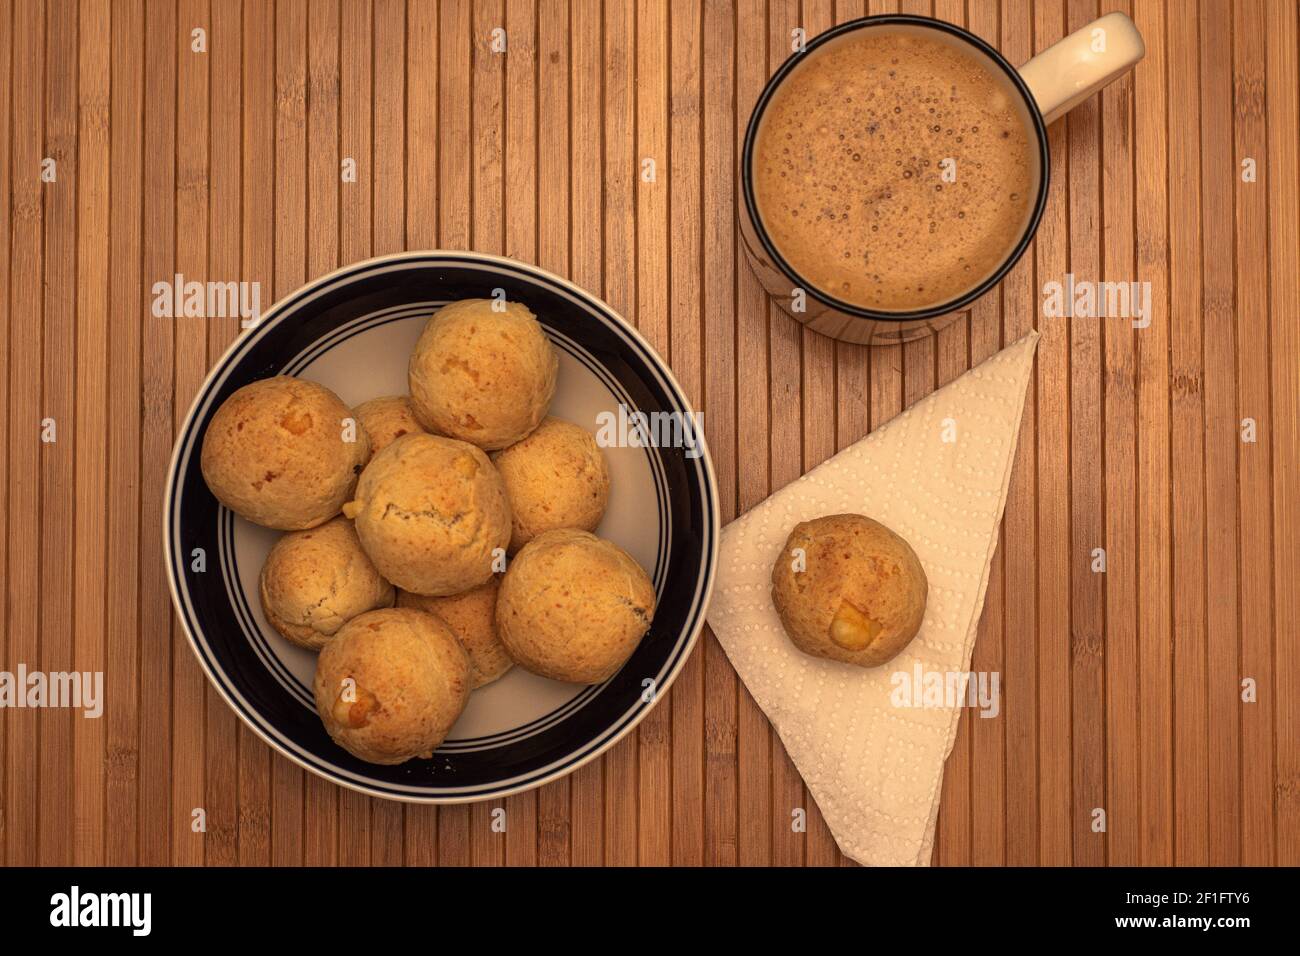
[{"x1": 740, "y1": 13, "x2": 1052, "y2": 324}]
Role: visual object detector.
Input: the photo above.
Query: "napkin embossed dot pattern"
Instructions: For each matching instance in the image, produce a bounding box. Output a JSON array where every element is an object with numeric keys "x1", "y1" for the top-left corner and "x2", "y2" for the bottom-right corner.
[{"x1": 707, "y1": 332, "x2": 1039, "y2": 866}]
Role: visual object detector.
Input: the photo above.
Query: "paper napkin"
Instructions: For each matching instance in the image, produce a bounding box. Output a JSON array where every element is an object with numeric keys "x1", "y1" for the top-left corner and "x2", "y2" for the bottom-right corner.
[{"x1": 707, "y1": 331, "x2": 1039, "y2": 866}]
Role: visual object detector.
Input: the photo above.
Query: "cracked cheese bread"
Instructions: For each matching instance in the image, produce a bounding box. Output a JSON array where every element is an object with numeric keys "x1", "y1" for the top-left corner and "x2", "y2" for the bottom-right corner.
[
  {"x1": 396, "y1": 576, "x2": 512, "y2": 688},
  {"x1": 496, "y1": 528, "x2": 656, "y2": 685},
  {"x1": 407, "y1": 298, "x2": 558, "y2": 451},
  {"x1": 200, "y1": 376, "x2": 371, "y2": 530},
  {"x1": 352, "y1": 394, "x2": 429, "y2": 459},
  {"x1": 258, "y1": 516, "x2": 396, "y2": 651},
  {"x1": 770, "y1": 513, "x2": 928, "y2": 668},
  {"x1": 492, "y1": 416, "x2": 611, "y2": 554},
  {"x1": 344, "y1": 433, "x2": 511, "y2": 596},
  {"x1": 314, "y1": 607, "x2": 470, "y2": 764}
]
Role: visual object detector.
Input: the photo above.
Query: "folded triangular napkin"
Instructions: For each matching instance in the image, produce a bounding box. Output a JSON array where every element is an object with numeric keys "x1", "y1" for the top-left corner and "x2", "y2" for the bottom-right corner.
[{"x1": 708, "y1": 331, "x2": 1039, "y2": 866}]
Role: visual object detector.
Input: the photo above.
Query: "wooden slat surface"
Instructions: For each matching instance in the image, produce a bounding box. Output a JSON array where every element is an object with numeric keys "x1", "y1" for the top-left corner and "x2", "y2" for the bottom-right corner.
[{"x1": 1, "y1": 0, "x2": 1298, "y2": 866}]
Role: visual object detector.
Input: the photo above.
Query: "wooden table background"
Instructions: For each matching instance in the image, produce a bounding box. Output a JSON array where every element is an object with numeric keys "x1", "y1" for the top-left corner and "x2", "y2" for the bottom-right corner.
[{"x1": 1, "y1": 0, "x2": 1297, "y2": 867}]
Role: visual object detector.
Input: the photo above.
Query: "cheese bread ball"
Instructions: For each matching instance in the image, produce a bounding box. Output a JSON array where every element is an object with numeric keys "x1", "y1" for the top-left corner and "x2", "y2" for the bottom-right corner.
[
  {"x1": 344, "y1": 433, "x2": 511, "y2": 596},
  {"x1": 497, "y1": 529, "x2": 656, "y2": 685},
  {"x1": 258, "y1": 516, "x2": 395, "y2": 651},
  {"x1": 407, "y1": 298, "x2": 558, "y2": 451},
  {"x1": 770, "y1": 513, "x2": 928, "y2": 668},
  {"x1": 314, "y1": 607, "x2": 470, "y2": 765},
  {"x1": 492, "y1": 417, "x2": 611, "y2": 553},
  {"x1": 397, "y1": 577, "x2": 512, "y2": 688},
  {"x1": 200, "y1": 376, "x2": 370, "y2": 530},
  {"x1": 353, "y1": 395, "x2": 428, "y2": 459}
]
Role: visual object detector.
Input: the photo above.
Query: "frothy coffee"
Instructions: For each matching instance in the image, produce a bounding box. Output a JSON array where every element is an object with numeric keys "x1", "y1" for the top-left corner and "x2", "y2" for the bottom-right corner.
[{"x1": 752, "y1": 27, "x2": 1035, "y2": 312}]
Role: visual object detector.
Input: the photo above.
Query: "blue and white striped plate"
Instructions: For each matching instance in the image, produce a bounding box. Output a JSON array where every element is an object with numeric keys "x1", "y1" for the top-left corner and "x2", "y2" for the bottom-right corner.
[{"x1": 164, "y1": 252, "x2": 719, "y2": 803}]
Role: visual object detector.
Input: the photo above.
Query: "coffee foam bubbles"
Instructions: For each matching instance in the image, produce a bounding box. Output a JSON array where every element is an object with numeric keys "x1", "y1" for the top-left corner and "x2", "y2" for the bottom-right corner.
[{"x1": 753, "y1": 27, "x2": 1035, "y2": 312}]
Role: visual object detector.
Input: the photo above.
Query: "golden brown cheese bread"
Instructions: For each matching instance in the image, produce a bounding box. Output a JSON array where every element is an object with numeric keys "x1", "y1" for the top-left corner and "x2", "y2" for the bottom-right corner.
[
  {"x1": 396, "y1": 577, "x2": 513, "y2": 689},
  {"x1": 408, "y1": 298, "x2": 558, "y2": 451},
  {"x1": 313, "y1": 607, "x2": 470, "y2": 765},
  {"x1": 496, "y1": 528, "x2": 656, "y2": 685},
  {"x1": 200, "y1": 376, "x2": 370, "y2": 530},
  {"x1": 344, "y1": 433, "x2": 511, "y2": 596},
  {"x1": 259, "y1": 516, "x2": 395, "y2": 651},
  {"x1": 352, "y1": 395, "x2": 428, "y2": 459},
  {"x1": 492, "y1": 416, "x2": 610, "y2": 554},
  {"x1": 770, "y1": 513, "x2": 928, "y2": 668}
]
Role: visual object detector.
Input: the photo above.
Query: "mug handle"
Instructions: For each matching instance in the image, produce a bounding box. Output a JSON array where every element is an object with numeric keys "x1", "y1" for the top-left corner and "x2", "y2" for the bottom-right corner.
[{"x1": 1017, "y1": 12, "x2": 1145, "y2": 125}]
